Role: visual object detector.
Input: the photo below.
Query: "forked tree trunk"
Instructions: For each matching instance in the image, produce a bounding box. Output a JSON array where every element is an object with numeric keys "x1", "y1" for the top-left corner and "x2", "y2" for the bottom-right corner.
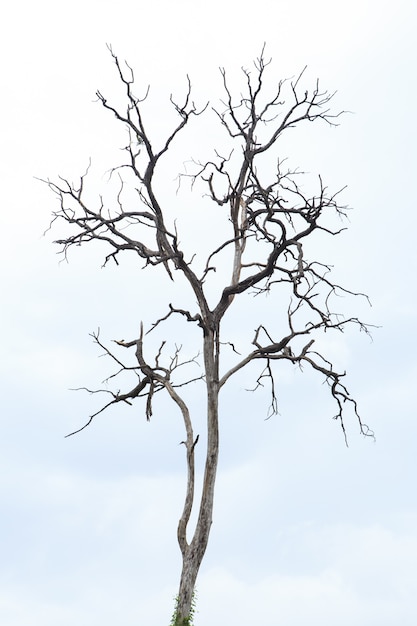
[
  {"x1": 175, "y1": 332, "x2": 220, "y2": 624},
  {"x1": 175, "y1": 550, "x2": 200, "y2": 624}
]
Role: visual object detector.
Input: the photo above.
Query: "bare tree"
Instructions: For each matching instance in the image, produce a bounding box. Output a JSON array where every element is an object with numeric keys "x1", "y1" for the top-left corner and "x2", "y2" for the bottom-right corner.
[{"x1": 42, "y1": 46, "x2": 373, "y2": 625}]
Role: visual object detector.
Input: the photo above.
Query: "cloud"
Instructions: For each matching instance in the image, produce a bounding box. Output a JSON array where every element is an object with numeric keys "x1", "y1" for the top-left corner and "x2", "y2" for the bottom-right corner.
[
  {"x1": 1, "y1": 1, "x2": 416, "y2": 624},
  {"x1": 198, "y1": 520, "x2": 417, "y2": 626}
]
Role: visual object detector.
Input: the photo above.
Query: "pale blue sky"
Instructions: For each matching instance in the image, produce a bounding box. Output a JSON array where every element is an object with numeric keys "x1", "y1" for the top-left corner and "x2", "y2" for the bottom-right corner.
[{"x1": 1, "y1": 1, "x2": 416, "y2": 624}]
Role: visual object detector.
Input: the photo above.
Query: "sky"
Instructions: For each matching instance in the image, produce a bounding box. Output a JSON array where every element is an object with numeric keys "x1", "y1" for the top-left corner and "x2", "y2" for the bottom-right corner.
[{"x1": 1, "y1": 0, "x2": 416, "y2": 624}]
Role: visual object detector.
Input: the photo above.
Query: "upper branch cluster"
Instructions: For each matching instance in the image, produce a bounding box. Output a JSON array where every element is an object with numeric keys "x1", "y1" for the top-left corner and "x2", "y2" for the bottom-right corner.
[{"x1": 45, "y1": 47, "x2": 372, "y2": 441}]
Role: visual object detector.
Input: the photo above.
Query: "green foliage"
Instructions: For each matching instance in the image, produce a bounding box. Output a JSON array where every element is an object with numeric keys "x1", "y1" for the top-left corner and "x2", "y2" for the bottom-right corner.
[{"x1": 170, "y1": 591, "x2": 197, "y2": 626}]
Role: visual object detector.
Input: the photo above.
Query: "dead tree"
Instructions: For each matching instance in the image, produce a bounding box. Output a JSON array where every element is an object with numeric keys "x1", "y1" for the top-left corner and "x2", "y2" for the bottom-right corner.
[{"x1": 43, "y1": 46, "x2": 373, "y2": 625}]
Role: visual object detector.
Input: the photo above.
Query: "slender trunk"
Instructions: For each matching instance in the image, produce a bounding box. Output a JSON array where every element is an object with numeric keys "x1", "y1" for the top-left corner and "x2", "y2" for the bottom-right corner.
[
  {"x1": 174, "y1": 550, "x2": 199, "y2": 625},
  {"x1": 174, "y1": 328, "x2": 220, "y2": 624}
]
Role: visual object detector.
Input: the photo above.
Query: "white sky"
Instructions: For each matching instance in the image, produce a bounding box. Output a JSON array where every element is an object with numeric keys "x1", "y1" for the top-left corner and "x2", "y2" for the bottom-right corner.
[{"x1": 1, "y1": 1, "x2": 417, "y2": 624}]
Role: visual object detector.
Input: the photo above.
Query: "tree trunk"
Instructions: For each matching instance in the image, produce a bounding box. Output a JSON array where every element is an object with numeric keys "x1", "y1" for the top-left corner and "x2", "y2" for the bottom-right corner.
[
  {"x1": 174, "y1": 329, "x2": 220, "y2": 624},
  {"x1": 174, "y1": 549, "x2": 199, "y2": 624}
]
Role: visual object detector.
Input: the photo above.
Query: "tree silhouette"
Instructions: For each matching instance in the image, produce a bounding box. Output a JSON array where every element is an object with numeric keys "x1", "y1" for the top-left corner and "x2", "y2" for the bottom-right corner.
[{"x1": 43, "y1": 46, "x2": 373, "y2": 625}]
